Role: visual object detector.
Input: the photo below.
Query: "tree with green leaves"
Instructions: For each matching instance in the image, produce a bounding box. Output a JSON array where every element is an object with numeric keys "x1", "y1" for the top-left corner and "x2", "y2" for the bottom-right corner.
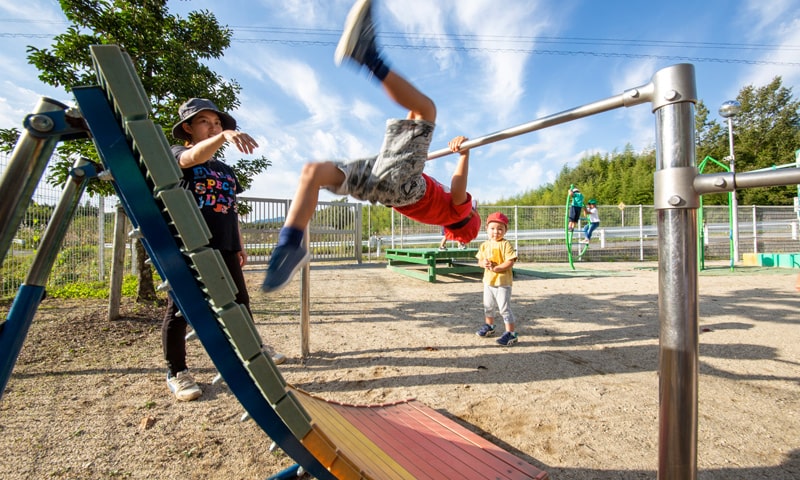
[
  {"x1": 496, "y1": 77, "x2": 799, "y2": 208},
  {"x1": 16, "y1": 0, "x2": 271, "y2": 301},
  {"x1": 695, "y1": 77, "x2": 800, "y2": 205}
]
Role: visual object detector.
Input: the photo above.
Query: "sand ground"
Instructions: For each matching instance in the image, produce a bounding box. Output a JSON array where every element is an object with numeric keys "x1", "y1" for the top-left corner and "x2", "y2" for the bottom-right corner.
[{"x1": 1, "y1": 260, "x2": 798, "y2": 479}]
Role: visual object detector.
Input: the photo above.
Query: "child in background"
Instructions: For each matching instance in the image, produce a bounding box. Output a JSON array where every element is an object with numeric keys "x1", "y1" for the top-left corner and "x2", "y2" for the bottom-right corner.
[
  {"x1": 581, "y1": 199, "x2": 600, "y2": 244},
  {"x1": 568, "y1": 187, "x2": 584, "y2": 232},
  {"x1": 475, "y1": 212, "x2": 519, "y2": 346}
]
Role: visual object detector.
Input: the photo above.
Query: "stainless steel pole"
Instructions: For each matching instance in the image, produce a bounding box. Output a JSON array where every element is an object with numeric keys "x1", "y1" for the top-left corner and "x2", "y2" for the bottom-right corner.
[
  {"x1": 26, "y1": 158, "x2": 95, "y2": 286},
  {"x1": 0, "y1": 97, "x2": 69, "y2": 266},
  {"x1": 300, "y1": 227, "x2": 310, "y2": 359},
  {"x1": 651, "y1": 64, "x2": 699, "y2": 480},
  {"x1": 727, "y1": 118, "x2": 739, "y2": 263}
]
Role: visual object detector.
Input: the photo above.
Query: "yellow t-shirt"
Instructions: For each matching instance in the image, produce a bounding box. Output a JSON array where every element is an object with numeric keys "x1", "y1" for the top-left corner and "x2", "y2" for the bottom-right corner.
[{"x1": 476, "y1": 239, "x2": 518, "y2": 287}]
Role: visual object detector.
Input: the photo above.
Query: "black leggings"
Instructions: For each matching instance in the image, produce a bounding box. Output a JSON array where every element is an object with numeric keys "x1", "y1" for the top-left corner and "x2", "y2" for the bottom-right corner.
[{"x1": 162, "y1": 250, "x2": 251, "y2": 375}]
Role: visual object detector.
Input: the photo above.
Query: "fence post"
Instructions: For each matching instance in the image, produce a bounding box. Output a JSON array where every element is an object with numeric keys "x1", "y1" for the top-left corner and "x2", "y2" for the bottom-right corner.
[
  {"x1": 639, "y1": 204, "x2": 644, "y2": 261},
  {"x1": 753, "y1": 205, "x2": 759, "y2": 252},
  {"x1": 107, "y1": 203, "x2": 127, "y2": 321},
  {"x1": 390, "y1": 209, "x2": 396, "y2": 249},
  {"x1": 514, "y1": 205, "x2": 519, "y2": 252},
  {"x1": 130, "y1": 236, "x2": 139, "y2": 275},
  {"x1": 300, "y1": 226, "x2": 310, "y2": 359},
  {"x1": 98, "y1": 196, "x2": 105, "y2": 281},
  {"x1": 354, "y1": 203, "x2": 363, "y2": 264}
]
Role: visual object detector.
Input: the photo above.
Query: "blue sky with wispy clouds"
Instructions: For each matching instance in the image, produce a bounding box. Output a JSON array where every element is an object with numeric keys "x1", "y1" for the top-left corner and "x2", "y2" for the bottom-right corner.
[{"x1": 1, "y1": 0, "x2": 798, "y2": 203}]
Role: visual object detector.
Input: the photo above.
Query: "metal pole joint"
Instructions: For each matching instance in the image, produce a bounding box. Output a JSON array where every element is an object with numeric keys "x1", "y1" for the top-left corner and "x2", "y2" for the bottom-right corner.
[
  {"x1": 23, "y1": 108, "x2": 90, "y2": 141},
  {"x1": 654, "y1": 167, "x2": 700, "y2": 210},
  {"x1": 649, "y1": 64, "x2": 698, "y2": 112}
]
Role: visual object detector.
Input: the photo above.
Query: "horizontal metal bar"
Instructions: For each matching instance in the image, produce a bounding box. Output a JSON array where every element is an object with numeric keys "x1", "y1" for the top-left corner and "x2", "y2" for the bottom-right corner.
[
  {"x1": 735, "y1": 168, "x2": 800, "y2": 189},
  {"x1": 695, "y1": 168, "x2": 800, "y2": 194},
  {"x1": 427, "y1": 86, "x2": 651, "y2": 160}
]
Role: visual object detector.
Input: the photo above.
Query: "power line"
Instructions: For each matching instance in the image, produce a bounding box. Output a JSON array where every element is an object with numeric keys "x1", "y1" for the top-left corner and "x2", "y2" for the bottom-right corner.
[
  {"x1": 2, "y1": 23, "x2": 799, "y2": 66},
  {"x1": 232, "y1": 37, "x2": 800, "y2": 67},
  {"x1": 231, "y1": 26, "x2": 800, "y2": 52}
]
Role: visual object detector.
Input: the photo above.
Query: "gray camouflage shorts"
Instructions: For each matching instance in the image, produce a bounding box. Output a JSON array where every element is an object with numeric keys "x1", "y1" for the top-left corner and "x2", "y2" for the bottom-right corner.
[{"x1": 326, "y1": 118, "x2": 434, "y2": 207}]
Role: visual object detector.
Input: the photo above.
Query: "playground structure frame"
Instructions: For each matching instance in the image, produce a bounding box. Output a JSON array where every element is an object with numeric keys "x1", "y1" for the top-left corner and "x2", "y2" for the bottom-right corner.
[{"x1": 3, "y1": 48, "x2": 800, "y2": 479}]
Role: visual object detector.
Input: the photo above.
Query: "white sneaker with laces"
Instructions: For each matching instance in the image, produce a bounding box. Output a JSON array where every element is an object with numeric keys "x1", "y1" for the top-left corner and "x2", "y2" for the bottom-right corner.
[{"x1": 167, "y1": 369, "x2": 202, "y2": 401}]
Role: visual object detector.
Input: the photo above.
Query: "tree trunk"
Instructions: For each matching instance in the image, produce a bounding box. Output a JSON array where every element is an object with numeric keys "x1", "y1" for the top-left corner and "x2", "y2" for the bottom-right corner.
[{"x1": 135, "y1": 239, "x2": 157, "y2": 302}]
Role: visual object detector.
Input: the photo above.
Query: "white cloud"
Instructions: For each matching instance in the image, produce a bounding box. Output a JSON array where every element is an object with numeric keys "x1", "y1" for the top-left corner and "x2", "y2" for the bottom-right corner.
[
  {"x1": 737, "y1": 16, "x2": 800, "y2": 93},
  {"x1": 742, "y1": 0, "x2": 796, "y2": 38},
  {"x1": 0, "y1": 0, "x2": 64, "y2": 22},
  {"x1": 0, "y1": 81, "x2": 72, "y2": 130},
  {"x1": 259, "y1": 0, "x2": 351, "y2": 28}
]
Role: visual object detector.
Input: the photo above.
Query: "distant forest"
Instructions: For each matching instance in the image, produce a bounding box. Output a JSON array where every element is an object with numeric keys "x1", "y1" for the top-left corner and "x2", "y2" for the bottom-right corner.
[{"x1": 495, "y1": 77, "x2": 800, "y2": 208}]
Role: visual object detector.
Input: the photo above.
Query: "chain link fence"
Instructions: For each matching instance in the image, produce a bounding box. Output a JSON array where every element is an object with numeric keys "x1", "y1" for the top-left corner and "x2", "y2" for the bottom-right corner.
[
  {"x1": 0, "y1": 153, "x2": 126, "y2": 300},
  {"x1": 3, "y1": 152, "x2": 799, "y2": 299},
  {"x1": 369, "y1": 204, "x2": 800, "y2": 263}
]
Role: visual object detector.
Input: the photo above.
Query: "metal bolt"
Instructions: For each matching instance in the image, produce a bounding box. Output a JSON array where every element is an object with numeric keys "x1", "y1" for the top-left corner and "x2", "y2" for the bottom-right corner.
[
  {"x1": 626, "y1": 88, "x2": 640, "y2": 99},
  {"x1": 714, "y1": 177, "x2": 726, "y2": 187},
  {"x1": 65, "y1": 107, "x2": 83, "y2": 119},
  {"x1": 28, "y1": 114, "x2": 54, "y2": 132},
  {"x1": 668, "y1": 195, "x2": 682, "y2": 206},
  {"x1": 664, "y1": 90, "x2": 679, "y2": 101}
]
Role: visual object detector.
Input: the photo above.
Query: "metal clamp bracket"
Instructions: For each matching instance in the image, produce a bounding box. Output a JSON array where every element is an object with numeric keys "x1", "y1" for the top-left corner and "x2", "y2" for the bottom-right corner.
[{"x1": 654, "y1": 166, "x2": 700, "y2": 210}]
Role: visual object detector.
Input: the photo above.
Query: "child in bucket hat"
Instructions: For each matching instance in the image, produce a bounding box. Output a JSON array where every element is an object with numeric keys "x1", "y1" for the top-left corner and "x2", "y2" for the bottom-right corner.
[
  {"x1": 171, "y1": 98, "x2": 238, "y2": 142},
  {"x1": 163, "y1": 98, "x2": 286, "y2": 403}
]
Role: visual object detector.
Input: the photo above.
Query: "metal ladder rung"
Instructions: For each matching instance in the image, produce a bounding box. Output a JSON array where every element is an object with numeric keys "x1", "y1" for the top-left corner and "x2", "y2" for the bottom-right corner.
[
  {"x1": 216, "y1": 303, "x2": 263, "y2": 361},
  {"x1": 247, "y1": 353, "x2": 290, "y2": 406},
  {"x1": 274, "y1": 390, "x2": 313, "y2": 439},
  {"x1": 188, "y1": 248, "x2": 238, "y2": 307}
]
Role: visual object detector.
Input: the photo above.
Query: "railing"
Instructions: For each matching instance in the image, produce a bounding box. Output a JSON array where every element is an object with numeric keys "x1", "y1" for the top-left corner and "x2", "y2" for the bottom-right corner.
[
  {"x1": 239, "y1": 196, "x2": 362, "y2": 265},
  {"x1": 371, "y1": 204, "x2": 800, "y2": 263}
]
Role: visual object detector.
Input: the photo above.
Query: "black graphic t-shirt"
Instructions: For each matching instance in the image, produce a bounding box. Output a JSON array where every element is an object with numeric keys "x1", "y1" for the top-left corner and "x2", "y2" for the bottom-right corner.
[{"x1": 172, "y1": 145, "x2": 242, "y2": 251}]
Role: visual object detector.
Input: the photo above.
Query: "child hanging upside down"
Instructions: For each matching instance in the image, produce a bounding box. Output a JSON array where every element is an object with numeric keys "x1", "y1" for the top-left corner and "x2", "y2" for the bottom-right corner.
[{"x1": 262, "y1": 0, "x2": 480, "y2": 293}]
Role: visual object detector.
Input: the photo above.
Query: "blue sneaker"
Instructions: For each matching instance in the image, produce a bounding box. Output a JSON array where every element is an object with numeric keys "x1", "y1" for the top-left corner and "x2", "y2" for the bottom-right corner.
[
  {"x1": 334, "y1": 0, "x2": 378, "y2": 67},
  {"x1": 262, "y1": 244, "x2": 311, "y2": 293},
  {"x1": 497, "y1": 331, "x2": 519, "y2": 346},
  {"x1": 476, "y1": 324, "x2": 496, "y2": 337}
]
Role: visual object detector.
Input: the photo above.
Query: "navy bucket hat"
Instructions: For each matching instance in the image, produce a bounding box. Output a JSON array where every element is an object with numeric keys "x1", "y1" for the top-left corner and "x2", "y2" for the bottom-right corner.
[{"x1": 171, "y1": 98, "x2": 237, "y2": 141}]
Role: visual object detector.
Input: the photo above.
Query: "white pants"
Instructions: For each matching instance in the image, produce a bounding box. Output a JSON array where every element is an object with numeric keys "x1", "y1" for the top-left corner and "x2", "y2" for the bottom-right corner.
[{"x1": 483, "y1": 285, "x2": 515, "y2": 325}]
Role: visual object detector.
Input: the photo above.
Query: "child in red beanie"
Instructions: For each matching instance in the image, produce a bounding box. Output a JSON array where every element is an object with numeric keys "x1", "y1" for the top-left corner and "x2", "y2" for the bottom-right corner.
[{"x1": 476, "y1": 212, "x2": 519, "y2": 346}]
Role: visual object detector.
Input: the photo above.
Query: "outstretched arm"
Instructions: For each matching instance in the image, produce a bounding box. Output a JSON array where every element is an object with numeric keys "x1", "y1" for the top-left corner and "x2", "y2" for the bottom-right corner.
[
  {"x1": 448, "y1": 136, "x2": 469, "y2": 206},
  {"x1": 178, "y1": 130, "x2": 258, "y2": 168}
]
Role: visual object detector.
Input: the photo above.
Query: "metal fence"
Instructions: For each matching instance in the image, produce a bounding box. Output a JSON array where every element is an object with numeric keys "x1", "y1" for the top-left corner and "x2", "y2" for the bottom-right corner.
[
  {"x1": 372, "y1": 204, "x2": 800, "y2": 264},
  {"x1": 0, "y1": 153, "x2": 126, "y2": 299},
  {"x1": 240, "y1": 196, "x2": 362, "y2": 264},
  {"x1": 2, "y1": 152, "x2": 799, "y2": 299}
]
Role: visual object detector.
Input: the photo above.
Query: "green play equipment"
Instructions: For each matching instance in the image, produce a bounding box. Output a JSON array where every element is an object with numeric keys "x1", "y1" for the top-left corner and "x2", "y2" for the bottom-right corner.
[{"x1": 697, "y1": 156, "x2": 735, "y2": 271}]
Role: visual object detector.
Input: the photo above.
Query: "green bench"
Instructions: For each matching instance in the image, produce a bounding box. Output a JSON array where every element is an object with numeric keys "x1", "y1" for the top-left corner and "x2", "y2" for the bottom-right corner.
[{"x1": 385, "y1": 247, "x2": 483, "y2": 282}]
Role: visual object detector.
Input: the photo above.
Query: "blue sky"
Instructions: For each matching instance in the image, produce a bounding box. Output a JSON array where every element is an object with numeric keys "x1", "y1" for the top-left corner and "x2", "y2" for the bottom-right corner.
[{"x1": 1, "y1": 0, "x2": 798, "y2": 203}]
